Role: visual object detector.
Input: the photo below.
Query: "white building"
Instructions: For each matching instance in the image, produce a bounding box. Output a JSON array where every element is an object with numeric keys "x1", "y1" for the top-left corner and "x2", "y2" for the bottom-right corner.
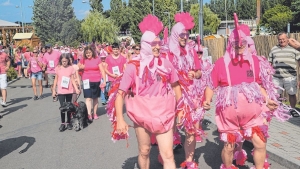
[{"x1": 217, "y1": 19, "x2": 257, "y2": 36}]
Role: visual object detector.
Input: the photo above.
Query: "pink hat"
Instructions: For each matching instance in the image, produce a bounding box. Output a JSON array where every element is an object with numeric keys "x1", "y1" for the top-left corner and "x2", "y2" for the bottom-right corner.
[
  {"x1": 224, "y1": 13, "x2": 253, "y2": 68},
  {"x1": 138, "y1": 14, "x2": 167, "y2": 78},
  {"x1": 169, "y1": 12, "x2": 195, "y2": 57}
]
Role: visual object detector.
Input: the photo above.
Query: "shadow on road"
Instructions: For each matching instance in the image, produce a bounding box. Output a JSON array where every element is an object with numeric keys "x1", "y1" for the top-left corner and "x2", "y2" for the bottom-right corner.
[
  {"x1": 122, "y1": 156, "x2": 138, "y2": 169},
  {"x1": 7, "y1": 97, "x2": 31, "y2": 106},
  {"x1": 0, "y1": 136, "x2": 36, "y2": 159},
  {"x1": 97, "y1": 107, "x2": 107, "y2": 117},
  {"x1": 1, "y1": 104, "x2": 28, "y2": 117}
]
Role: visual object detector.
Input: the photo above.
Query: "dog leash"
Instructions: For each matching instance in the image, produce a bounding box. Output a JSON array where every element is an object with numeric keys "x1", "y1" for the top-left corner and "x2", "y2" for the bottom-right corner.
[{"x1": 74, "y1": 93, "x2": 81, "y2": 103}]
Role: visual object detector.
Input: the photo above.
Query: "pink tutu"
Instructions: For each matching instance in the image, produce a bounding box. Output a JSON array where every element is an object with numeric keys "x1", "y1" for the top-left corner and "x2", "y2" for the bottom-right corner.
[
  {"x1": 126, "y1": 93, "x2": 176, "y2": 134},
  {"x1": 216, "y1": 93, "x2": 265, "y2": 133}
]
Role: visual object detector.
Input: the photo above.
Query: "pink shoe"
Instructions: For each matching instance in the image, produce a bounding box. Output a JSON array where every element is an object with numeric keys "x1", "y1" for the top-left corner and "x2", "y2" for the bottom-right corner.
[
  {"x1": 180, "y1": 161, "x2": 198, "y2": 169},
  {"x1": 93, "y1": 114, "x2": 99, "y2": 120},
  {"x1": 195, "y1": 135, "x2": 202, "y2": 143},
  {"x1": 88, "y1": 115, "x2": 92, "y2": 121},
  {"x1": 234, "y1": 149, "x2": 247, "y2": 166},
  {"x1": 220, "y1": 164, "x2": 238, "y2": 169}
]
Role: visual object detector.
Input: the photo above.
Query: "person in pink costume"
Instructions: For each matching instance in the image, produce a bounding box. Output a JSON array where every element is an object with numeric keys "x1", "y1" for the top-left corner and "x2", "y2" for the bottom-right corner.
[
  {"x1": 165, "y1": 12, "x2": 209, "y2": 169},
  {"x1": 106, "y1": 15, "x2": 183, "y2": 169},
  {"x1": 203, "y1": 13, "x2": 290, "y2": 169}
]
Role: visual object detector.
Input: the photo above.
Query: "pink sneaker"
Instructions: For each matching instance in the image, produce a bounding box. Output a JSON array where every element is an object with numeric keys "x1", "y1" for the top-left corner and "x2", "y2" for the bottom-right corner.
[
  {"x1": 195, "y1": 135, "x2": 202, "y2": 143},
  {"x1": 93, "y1": 114, "x2": 99, "y2": 120},
  {"x1": 88, "y1": 115, "x2": 92, "y2": 121}
]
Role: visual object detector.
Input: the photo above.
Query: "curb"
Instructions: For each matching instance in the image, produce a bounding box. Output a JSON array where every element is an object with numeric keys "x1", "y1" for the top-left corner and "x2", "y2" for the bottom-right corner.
[
  {"x1": 205, "y1": 119, "x2": 300, "y2": 169},
  {"x1": 7, "y1": 77, "x2": 20, "y2": 85},
  {"x1": 243, "y1": 140, "x2": 300, "y2": 169}
]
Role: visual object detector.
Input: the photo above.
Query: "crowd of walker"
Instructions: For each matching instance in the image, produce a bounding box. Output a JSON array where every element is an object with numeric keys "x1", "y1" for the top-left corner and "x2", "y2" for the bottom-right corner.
[{"x1": 1, "y1": 12, "x2": 300, "y2": 169}]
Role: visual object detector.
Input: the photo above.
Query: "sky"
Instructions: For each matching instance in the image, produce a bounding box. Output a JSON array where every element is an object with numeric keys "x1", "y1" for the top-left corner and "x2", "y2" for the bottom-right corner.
[{"x1": 0, "y1": 0, "x2": 209, "y2": 23}]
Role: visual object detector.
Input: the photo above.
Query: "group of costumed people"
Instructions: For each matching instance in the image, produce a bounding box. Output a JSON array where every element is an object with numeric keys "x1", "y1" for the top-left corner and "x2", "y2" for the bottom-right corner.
[{"x1": 106, "y1": 12, "x2": 291, "y2": 169}]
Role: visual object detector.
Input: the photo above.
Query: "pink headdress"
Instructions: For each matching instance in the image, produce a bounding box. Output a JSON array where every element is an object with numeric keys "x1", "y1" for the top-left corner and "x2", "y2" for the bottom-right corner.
[
  {"x1": 138, "y1": 14, "x2": 166, "y2": 78},
  {"x1": 224, "y1": 13, "x2": 253, "y2": 68},
  {"x1": 169, "y1": 12, "x2": 195, "y2": 57},
  {"x1": 100, "y1": 49, "x2": 108, "y2": 58},
  {"x1": 196, "y1": 35, "x2": 202, "y2": 52},
  {"x1": 240, "y1": 24, "x2": 257, "y2": 55},
  {"x1": 163, "y1": 26, "x2": 168, "y2": 44},
  {"x1": 174, "y1": 12, "x2": 195, "y2": 30}
]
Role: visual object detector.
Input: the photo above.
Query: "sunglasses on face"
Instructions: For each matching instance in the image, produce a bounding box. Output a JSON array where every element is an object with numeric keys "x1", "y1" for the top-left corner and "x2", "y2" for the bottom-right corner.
[
  {"x1": 179, "y1": 32, "x2": 189, "y2": 39},
  {"x1": 150, "y1": 40, "x2": 163, "y2": 47},
  {"x1": 135, "y1": 48, "x2": 140, "y2": 51},
  {"x1": 197, "y1": 51, "x2": 203, "y2": 54},
  {"x1": 231, "y1": 40, "x2": 247, "y2": 49},
  {"x1": 33, "y1": 52, "x2": 38, "y2": 53}
]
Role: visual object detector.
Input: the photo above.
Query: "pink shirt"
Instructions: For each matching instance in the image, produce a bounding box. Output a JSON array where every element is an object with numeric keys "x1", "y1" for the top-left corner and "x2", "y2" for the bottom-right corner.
[
  {"x1": 15, "y1": 52, "x2": 21, "y2": 62},
  {"x1": 211, "y1": 55, "x2": 262, "y2": 88},
  {"x1": 55, "y1": 66, "x2": 75, "y2": 94},
  {"x1": 167, "y1": 49, "x2": 201, "y2": 70},
  {"x1": 106, "y1": 55, "x2": 127, "y2": 81},
  {"x1": 80, "y1": 57, "x2": 101, "y2": 82},
  {"x1": 119, "y1": 59, "x2": 179, "y2": 96},
  {"x1": 43, "y1": 50, "x2": 61, "y2": 74},
  {"x1": 29, "y1": 57, "x2": 43, "y2": 73},
  {"x1": 24, "y1": 52, "x2": 32, "y2": 60},
  {"x1": 0, "y1": 52, "x2": 9, "y2": 74},
  {"x1": 78, "y1": 51, "x2": 83, "y2": 60}
]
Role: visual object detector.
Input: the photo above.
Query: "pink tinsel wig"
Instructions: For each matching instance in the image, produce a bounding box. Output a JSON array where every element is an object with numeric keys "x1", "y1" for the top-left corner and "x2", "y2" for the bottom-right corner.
[
  {"x1": 169, "y1": 12, "x2": 195, "y2": 57},
  {"x1": 138, "y1": 14, "x2": 166, "y2": 78}
]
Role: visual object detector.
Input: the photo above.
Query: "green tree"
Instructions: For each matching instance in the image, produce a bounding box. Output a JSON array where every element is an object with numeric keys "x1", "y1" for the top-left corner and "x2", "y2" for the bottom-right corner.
[
  {"x1": 90, "y1": 0, "x2": 104, "y2": 13},
  {"x1": 153, "y1": 0, "x2": 177, "y2": 33},
  {"x1": 174, "y1": 0, "x2": 198, "y2": 12},
  {"x1": 129, "y1": 0, "x2": 152, "y2": 41},
  {"x1": 190, "y1": 4, "x2": 221, "y2": 34},
  {"x1": 60, "y1": 18, "x2": 82, "y2": 46},
  {"x1": 81, "y1": 11, "x2": 119, "y2": 43},
  {"x1": 33, "y1": 0, "x2": 75, "y2": 43},
  {"x1": 290, "y1": 0, "x2": 300, "y2": 30},
  {"x1": 261, "y1": 4, "x2": 293, "y2": 33},
  {"x1": 110, "y1": 0, "x2": 123, "y2": 26}
]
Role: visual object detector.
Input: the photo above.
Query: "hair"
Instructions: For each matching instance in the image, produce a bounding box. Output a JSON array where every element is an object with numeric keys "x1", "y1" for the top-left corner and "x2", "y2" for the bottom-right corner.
[
  {"x1": 277, "y1": 31, "x2": 288, "y2": 38},
  {"x1": 41, "y1": 47, "x2": 46, "y2": 52},
  {"x1": 120, "y1": 46, "x2": 125, "y2": 53},
  {"x1": 69, "y1": 54, "x2": 74, "y2": 62},
  {"x1": 112, "y1": 42, "x2": 119, "y2": 49},
  {"x1": 134, "y1": 43, "x2": 141, "y2": 49},
  {"x1": 59, "y1": 53, "x2": 72, "y2": 66},
  {"x1": 83, "y1": 46, "x2": 97, "y2": 59}
]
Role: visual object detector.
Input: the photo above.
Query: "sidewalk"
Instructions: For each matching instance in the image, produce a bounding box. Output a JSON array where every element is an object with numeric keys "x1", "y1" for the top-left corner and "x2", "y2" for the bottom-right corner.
[{"x1": 205, "y1": 104, "x2": 300, "y2": 169}]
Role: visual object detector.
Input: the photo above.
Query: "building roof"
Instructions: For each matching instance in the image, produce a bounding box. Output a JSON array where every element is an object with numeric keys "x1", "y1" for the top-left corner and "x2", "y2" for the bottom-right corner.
[
  {"x1": 13, "y1": 33, "x2": 33, "y2": 39},
  {"x1": 0, "y1": 19, "x2": 20, "y2": 27}
]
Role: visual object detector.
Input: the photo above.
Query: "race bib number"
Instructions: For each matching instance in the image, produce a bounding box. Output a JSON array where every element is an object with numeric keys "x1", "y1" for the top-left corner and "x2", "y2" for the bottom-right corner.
[
  {"x1": 83, "y1": 79, "x2": 90, "y2": 89},
  {"x1": 32, "y1": 61, "x2": 37, "y2": 68},
  {"x1": 61, "y1": 76, "x2": 70, "y2": 88},
  {"x1": 112, "y1": 66, "x2": 120, "y2": 76},
  {"x1": 49, "y1": 60, "x2": 55, "y2": 68},
  {"x1": 247, "y1": 70, "x2": 253, "y2": 77}
]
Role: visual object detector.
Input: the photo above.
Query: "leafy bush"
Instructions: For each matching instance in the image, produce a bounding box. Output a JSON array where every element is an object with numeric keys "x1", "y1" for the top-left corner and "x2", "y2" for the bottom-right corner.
[{"x1": 7, "y1": 67, "x2": 18, "y2": 82}]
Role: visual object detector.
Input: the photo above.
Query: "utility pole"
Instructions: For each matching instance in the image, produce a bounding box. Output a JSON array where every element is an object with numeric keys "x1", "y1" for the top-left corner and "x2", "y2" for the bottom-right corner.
[
  {"x1": 199, "y1": 0, "x2": 203, "y2": 42},
  {"x1": 225, "y1": 0, "x2": 228, "y2": 35},
  {"x1": 153, "y1": 0, "x2": 155, "y2": 15},
  {"x1": 181, "y1": 0, "x2": 183, "y2": 12},
  {"x1": 256, "y1": 0, "x2": 261, "y2": 25}
]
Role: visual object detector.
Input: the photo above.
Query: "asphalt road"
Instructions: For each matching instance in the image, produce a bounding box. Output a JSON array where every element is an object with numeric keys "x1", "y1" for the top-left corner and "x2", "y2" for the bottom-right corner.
[{"x1": 0, "y1": 78, "x2": 286, "y2": 169}]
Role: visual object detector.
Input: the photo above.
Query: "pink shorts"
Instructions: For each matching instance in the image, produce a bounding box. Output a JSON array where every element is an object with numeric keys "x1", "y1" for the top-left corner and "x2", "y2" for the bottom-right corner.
[
  {"x1": 216, "y1": 93, "x2": 265, "y2": 133},
  {"x1": 125, "y1": 93, "x2": 176, "y2": 134}
]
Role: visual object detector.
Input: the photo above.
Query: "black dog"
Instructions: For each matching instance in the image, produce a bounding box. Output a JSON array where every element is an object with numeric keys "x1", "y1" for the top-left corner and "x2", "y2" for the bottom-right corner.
[{"x1": 59, "y1": 101, "x2": 89, "y2": 131}]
